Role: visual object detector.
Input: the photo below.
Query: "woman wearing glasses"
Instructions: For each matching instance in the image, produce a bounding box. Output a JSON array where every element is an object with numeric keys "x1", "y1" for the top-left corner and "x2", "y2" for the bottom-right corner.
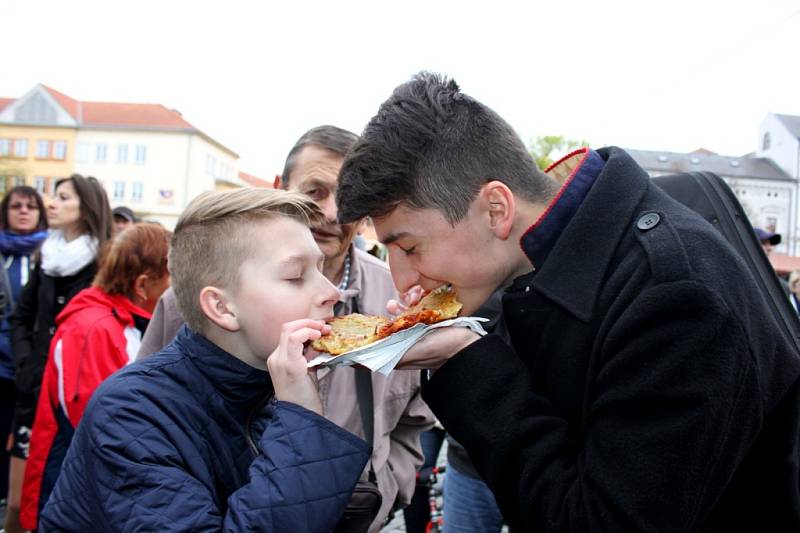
[{"x1": 0, "y1": 185, "x2": 48, "y2": 532}]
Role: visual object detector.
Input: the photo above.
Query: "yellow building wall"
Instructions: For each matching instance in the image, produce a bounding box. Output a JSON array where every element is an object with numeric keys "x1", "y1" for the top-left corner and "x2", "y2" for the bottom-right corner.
[
  {"x1": 0, "y1": 125, "x2": 77, "y2": 197},
  {"x1": 214, "y1": 180, "x2": 242, "y2": 192}
]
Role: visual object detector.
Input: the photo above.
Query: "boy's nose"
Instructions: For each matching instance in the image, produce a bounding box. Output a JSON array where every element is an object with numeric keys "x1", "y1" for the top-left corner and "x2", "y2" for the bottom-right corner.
[
  {"x1": 390, "y1": 260, "x2": 421, "y2": 295},
  {"x1": 320, "y1": 276, "x2": 340, "y2": 306}
]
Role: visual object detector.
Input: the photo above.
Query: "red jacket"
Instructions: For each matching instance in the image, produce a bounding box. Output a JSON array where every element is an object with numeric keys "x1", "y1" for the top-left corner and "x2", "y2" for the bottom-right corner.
[{"x1": 20, "y1": 286, "x2": 151, "y2": 529}]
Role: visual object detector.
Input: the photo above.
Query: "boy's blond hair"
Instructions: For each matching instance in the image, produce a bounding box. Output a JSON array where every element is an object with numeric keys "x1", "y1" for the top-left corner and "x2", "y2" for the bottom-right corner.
[{"x1": 169, "y1": 187, "x2": 324, "y2": 333}]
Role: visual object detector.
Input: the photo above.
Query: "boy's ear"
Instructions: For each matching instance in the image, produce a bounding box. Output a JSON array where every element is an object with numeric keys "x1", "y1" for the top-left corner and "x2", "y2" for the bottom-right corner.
[
  {"x1": 273, "y1": 174, "x2": 281, "y2": 189},
  {"x1": 480, "y1": 181, "x2": 515, "y2": 240},
  {"x1": 199, "y1": 286, "x2": 240, "y2": 332}
]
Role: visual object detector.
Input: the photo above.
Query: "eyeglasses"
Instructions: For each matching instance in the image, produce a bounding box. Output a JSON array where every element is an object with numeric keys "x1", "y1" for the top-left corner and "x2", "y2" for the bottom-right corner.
[{"x1": 9, "y1": 203, "x2": 39, "y2": 211}]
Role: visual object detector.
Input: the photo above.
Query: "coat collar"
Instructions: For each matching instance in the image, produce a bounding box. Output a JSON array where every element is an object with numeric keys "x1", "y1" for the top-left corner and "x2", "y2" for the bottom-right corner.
[
  {"x1": 521, "y1": 148, "x2": 605, "y2": 268},
  {"x1": 518, "y1": 147, "x2": 650, "y2": 323},
  {"x1": 175, "y1": 325, "x2": 272, "y2": 409}
]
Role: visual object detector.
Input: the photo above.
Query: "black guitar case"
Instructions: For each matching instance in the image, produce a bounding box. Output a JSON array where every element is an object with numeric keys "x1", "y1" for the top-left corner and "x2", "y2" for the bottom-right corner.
[{"x1": 652, "y1": 171, "x2": 800, "y2": 354}]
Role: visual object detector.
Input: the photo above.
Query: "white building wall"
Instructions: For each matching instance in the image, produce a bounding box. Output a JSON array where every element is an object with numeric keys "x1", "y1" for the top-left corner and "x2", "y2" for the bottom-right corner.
[
  {"x1": 725, "y1": 176, "x2": 796, "y2": 254},
  {"x1": 187, "y1": 136, "x2": 239, "y2": 202},
  {"x1": 758, "y1": 114, "x2": 799, "y2": 179},
  {"x1": 74, "y1": 129, "x2": 238, "y2": 228}
]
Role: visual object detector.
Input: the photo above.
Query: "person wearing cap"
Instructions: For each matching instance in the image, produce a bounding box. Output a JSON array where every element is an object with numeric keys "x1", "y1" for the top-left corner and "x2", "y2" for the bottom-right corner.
[
  {"x1": 112, "y1": 206, "x2": 137, "y2": 235},
  {"x1": 755, "y1": 227, "x2": 781, "y2": 255},
  {"x1": 754, "y1": 227, "x2": 794, "y2": 300}
]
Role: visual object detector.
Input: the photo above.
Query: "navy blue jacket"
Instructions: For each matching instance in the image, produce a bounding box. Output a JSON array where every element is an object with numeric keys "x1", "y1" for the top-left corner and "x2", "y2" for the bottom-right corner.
[
  {"x1": 40, "y1": 326, "x2": 370, "y2": 532},
  {"x1": 423, "y1": 147, "x2": 800, "y2": 531}
]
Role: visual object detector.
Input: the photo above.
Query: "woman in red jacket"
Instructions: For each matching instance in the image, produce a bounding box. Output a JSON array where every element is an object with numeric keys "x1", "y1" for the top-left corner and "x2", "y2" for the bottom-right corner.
[{"x1": 20, "y1": 223, "x2": 171, "y2": 529}]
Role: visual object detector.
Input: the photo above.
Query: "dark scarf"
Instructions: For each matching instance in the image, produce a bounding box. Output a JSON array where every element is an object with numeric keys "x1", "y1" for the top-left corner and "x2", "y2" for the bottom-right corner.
[{"x1": 0, "y1": 230, "x2": 48, "y2": 256}]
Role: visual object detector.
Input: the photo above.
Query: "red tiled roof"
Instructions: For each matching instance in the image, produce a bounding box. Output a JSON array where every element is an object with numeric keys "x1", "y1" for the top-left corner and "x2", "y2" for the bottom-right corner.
[
  {"x1": 770, "y1": 252, "x2": 800, "y2": 277},
  {"x1": 42, "y1": 85, "x2": 79, "y2": 119},
  {"x1": 238, "y1": 171, "x2": 273, "y2": 188},
  {"x1": 81, "y1": 102, "x2": 194, "y2": 129},
  {"x1": 0, "y1": 98, "x2": 13, "y2": 112},
  {"x1": 39, "y1": 85, "x2": 195, "y2": 130}
]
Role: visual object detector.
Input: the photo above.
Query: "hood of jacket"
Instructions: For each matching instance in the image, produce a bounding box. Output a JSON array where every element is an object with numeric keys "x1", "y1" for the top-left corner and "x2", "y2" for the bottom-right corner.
[{"x1": 55, "y1": 286, "x2": 151, "y2": 328}]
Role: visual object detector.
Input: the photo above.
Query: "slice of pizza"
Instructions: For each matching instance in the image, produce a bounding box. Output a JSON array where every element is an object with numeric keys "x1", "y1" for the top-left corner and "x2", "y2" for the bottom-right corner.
[
  {"x1": 311, "y1": 285, "x2": 463, "y2": 356},
  {"x1": 377, "y1": 284, "x2": 462, "y2": 338},
  {"x1": 311, "y1": 313, "x2": 390, "y2": 356}
]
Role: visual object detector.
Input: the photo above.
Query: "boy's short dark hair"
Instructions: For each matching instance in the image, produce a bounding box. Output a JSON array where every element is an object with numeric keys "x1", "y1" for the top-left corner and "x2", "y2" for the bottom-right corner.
[{"x1": 337, "y1": 72, "x2": 559, "y2": 225}]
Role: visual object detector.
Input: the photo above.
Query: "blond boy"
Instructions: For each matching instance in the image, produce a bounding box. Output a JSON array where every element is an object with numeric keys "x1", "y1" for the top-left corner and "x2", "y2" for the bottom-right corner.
[{"x1": 39, "y1": 188, "x2": 370, "y2": 532}]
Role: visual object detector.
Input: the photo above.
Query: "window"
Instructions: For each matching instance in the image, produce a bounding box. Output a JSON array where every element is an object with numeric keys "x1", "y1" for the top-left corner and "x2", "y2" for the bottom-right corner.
[
  {"x1": 134, "y1": 144, "x2": 146, "y2": 165},
  {"x1": 763, "y1": 132, "x2": 771, "y2": 151},
  {"x1": 206, "y1": 154, "x2": 215, "y2": 175},
  {"x1": 132, "y1": 181, "x2": 144, "y2": 202},
  {"x1": 14, "y1": 139, "x2": 28, "y2": 158},
  {"x1": 53, "y1": 141, "x2": 67, "y2": 160},
  {"x1": 12, "y1": 176, "x2": 24, "y2": 187},
  {"x1": 116, "y1": 144, "x2": 128, "y2": 164},
  {"x1": 76, "y1": 143, "x2": 90, "y2": 163},
  {"x1": 0, "y1": 178, "x2": 6, "y2": 194},
  {"x1": 96, "y1": 143, "x2": 107, "y2": 163},
  {"x1": 34, "y1": 176, "x2": 46, "y2": 194},
  {"x1": 47, "y1": 177, "x2": 56, "y2": 196},
  {"x1": 113, "y1": 180, "x2": 125, "y2": 200},
  {"x1": 0, "y1": 139, "x2": 10, "y2": 156},
  {"x1": 36, "y1": 140, "x2": 51, "y2": 159}
]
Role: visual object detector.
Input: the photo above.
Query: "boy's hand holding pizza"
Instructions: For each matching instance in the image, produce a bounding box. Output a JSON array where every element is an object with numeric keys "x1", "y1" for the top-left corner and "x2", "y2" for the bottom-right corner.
[{"x1": 267, "y1": 319, "x2": 331, "y2": 415}]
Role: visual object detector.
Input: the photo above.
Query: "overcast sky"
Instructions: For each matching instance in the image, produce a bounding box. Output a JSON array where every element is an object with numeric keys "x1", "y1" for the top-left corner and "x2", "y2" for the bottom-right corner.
[{"x1": 3, "y1": 0, "x2": 800, "y2": 179}]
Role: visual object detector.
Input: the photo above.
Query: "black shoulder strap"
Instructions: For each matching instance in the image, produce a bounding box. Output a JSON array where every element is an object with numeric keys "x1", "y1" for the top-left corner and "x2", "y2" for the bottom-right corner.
[
  {"x1": 351, "y1": 296, "x2": 375, "y2": 446},
  {"x1": 355, "y1": 367, "x2": 374, "y2": 446},
  {"x1": 351, "y1": 296, "x2": 377, "y2": 482}
]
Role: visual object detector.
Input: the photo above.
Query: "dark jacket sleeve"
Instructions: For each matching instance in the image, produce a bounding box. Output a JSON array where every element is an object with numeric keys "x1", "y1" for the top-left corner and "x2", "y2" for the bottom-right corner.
[
  {"x1": 10, "y1": 265, "x2": 40, "y2": 395},
  {"x1": 40, "y1": 397, "x2": 370, "y2": 532},
  {"x1": 422, "y1": 281, "x2": 762, "y2": 532}
]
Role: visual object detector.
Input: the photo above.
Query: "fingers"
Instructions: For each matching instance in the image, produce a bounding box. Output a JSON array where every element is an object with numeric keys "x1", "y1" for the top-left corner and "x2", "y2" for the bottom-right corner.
[
  {"x1": 386, "y1": 299, "x2": 406, "y2": 315},
  {"x1": 402, "y1": 285, "x2": 424, "y2": 306}
]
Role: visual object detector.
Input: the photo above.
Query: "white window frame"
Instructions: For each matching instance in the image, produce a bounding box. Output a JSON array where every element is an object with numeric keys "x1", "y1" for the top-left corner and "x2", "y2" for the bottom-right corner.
[
  {"x1": 0, "y1": 139, "x2": 9, "y2": 156},
  {"x1": 14, "y1": 139, "x2": 28, "y2": 158},
  {"x1": 36, "y1": 140, "x2": 50, "y2": 159},
  {"x1": 96, "y1": 143, "x2": 107, "y2": 163},
  {"x1": 53, "y1": 141, "x2": 67, "y2": 160},
  {"x1": 132, "y1": 181, "x2": 144, "y2": 202},
  {"x1": 134, "y1": 144, "x2": 146, "y2": 165},
  {"x1": 113, "y1": 180, "x2": 125, "y2": 200},
  {"x1": 116, "y1": 144, "x2": 128, "y2": 164}
]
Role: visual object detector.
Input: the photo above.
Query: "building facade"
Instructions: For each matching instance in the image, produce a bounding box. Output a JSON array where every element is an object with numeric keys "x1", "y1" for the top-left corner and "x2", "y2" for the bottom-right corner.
[
  {"x1": 627, "y1": 143, "x2": 799, "y2": 256},
  {"x1": 0, "y1": 84, "x2": 243, "y2": 227}
]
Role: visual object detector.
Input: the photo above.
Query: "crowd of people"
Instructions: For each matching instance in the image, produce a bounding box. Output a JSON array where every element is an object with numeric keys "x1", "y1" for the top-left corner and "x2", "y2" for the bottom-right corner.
[{"x1": 0, "y1": 71, "x2": 798, "y2": 532}]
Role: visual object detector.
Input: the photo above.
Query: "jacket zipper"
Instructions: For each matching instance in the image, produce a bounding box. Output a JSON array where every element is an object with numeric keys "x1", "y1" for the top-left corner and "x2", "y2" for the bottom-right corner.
[{"x1": 244, "y1": 393, "x2": 273, "y2": 457}]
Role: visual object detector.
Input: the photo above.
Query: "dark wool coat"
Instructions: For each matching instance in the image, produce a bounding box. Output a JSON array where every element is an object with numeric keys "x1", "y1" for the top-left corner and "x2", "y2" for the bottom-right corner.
[
  {"x1": 10, "y1": 261, "x2": 96, "y2": 425},
  {"x1": 423, "y1": 147, "x2": 800, "y2": 532}
]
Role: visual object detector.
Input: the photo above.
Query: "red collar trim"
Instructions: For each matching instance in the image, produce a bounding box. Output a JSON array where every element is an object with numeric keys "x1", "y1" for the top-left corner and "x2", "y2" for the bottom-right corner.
[{"x1": 518, "y1": 147, "x2": 591, "y2": 261}]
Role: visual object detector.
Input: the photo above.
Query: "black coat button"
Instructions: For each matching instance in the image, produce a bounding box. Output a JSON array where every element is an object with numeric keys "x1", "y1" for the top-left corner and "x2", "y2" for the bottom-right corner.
[{"x1": 637, "y1": 213, "x2": 661, "y2": 231}]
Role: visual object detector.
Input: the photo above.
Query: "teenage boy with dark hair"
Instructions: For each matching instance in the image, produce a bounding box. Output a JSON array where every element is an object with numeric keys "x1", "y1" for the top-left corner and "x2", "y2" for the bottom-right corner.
[
  {"x1": 336, "y1": 72, "x2": 800, "y2": 531},
  {"x1": 40, "y1": 188, "x2": 370, "y2": 531}
]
